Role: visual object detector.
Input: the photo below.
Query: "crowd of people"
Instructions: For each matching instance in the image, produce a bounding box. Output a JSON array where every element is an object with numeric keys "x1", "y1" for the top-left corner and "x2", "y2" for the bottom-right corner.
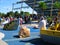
[
  {"x1": 0, "y1": 16, "x2": 14, "y2": 25},
  {"x1": 38, "y1": 15, "x2": 60, "y2": 30},
  {"x1": 0, "y1": 15, "x2": 60, "y2": 45},
  {"x1": 17, "y1": 15, "x2": 60, "y2": 38}
]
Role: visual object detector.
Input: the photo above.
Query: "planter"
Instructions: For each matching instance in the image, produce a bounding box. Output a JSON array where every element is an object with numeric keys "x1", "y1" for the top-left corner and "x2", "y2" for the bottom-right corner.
[{"x1": 3, "y1": 20, "x2": 18, "y2": 30}]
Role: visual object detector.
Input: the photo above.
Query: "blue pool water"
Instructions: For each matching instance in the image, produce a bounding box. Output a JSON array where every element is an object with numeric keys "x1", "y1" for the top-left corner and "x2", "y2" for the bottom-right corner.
[{"x1": 0, "y1": 26, "x2": 54, "y2": 45}]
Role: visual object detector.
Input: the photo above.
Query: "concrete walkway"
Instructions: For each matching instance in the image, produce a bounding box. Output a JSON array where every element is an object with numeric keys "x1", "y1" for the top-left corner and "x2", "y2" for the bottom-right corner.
[
  {"x1": 0, "y1": 20, "x2": 55, "y2": 45},
  {"x1": 0, "y1": 40, "x2": 8, "y2": 45},
  {"x1": 22, "y1": 21, "x2": 38, "y2": 27}
]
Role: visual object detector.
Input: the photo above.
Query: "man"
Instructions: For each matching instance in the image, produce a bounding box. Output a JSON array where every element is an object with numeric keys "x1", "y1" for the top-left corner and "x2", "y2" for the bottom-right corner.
[{"x1": 39, "y1": 17, "x2": 47, "y2": 30}]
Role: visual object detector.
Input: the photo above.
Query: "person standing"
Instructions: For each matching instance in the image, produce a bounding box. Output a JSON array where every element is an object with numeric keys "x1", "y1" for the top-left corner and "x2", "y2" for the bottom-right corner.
[
  {"x1": 0, "y1": 17, "x2": 1, "y2": 24},
  {"x1": 38, "y1": 17, "x2": 47, "y2": 30},
  {"x1": 19, "y1": 16, "x2": 23, "y2": 26}
]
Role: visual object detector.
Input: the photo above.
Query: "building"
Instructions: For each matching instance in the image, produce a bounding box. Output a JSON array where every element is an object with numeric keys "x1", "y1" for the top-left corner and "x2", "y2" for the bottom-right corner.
[{"x1": 14, "y1": 0, "x2": 59, "y2": 16}]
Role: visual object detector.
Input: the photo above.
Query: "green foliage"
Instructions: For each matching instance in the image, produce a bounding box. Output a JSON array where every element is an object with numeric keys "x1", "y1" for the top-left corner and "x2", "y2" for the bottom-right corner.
[
  {"x1": 0, "y1": 12, "x2": 2, "y2": 17},
  {"x1": 47, "y1": 17, "x2": 51, "y2": 21},
  {"x1": 0, "y1": 11, "x2": 30, "y2": 18},
  {"x1": 7, "y1": 11, "x2": 14, "y2": 17},
  {"x1": 39, "y1": 1, "x2": 47, "y2": 15},
  {"x1": 47, "y1": 16, "x2": 53, "y2": 23},
  {"x1": 14, "y1": 11, "x2": 19, "y2": 17},
  {"x1": 39, "y1": 1, "x2": 47, "y2": 10},
  {"x1": 24, "y1": 12, "x2": 30, "y2": 16},
  {"x1": 9, "y1": 11, "x2": 14, "y2": 17},
  {"x1": 20, "y1": 11, "x2": 30, "y2": 17},
  {"x1": 20, "y1": 11, "x2": 25, "y2": 17},
  {"x1": 3, "y1": 20, "x2": 18, "y2": 30},
  {"x1": 20, "y1": 11, "x2": 24, "y2": 15},
  {"x1": 0, "y1": 12, "x2": 5, "y2": 17},
  {"x1": 54, "y1": 1, "x2": 60, "y2": 9}
]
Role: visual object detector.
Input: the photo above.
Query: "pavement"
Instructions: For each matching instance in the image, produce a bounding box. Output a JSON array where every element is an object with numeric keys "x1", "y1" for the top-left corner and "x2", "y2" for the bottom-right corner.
[
  {"x1": 0, "y1": 40, "x2": 8, "y2": 45},
  {"x1": 22, "y1": 21, "x2": 38, "y2": 27},
  {"x1": 0, "y1": 21, "x2": 55, "y2": 45},
  {"x1": 0, "y1": 21, "x2": 40, "y2": 45}
]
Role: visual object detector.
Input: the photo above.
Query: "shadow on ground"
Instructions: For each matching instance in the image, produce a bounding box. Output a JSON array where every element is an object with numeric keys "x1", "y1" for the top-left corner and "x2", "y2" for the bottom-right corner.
[
  {"x1": 14, "y1": 35, "x2": 19, "y2": 38},
  {"x1": 20, "y1": 38, "x2": 56, "y2": 45}
]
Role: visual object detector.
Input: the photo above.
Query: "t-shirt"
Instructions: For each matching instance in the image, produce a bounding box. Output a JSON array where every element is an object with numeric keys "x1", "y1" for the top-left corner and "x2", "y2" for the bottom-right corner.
[
  {"x1": 39, "y1": 20, "x2": 46, "y2": 30},
  {"x1": 19, "y1": 18, "x2": 23, "y2": 24}
]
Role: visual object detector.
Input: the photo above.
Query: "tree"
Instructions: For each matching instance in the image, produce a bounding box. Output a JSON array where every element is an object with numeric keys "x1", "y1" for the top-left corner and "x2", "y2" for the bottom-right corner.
[
  {"x1": 54, "y1": 1, "x2": 60, "y2": 9},
  {"x1": 20, "y1": 11, "x2": 24, "y2": 17},
  {"x1": 14, "y1": 11, "x2": 19, "y2": 17},
  {"x1": 7, "y1": 11, "x2": 14, "y2": 17},
  {"x1": 53, "y1": 1, "x2": 60, "y2": 15},
  {"x1": 20, "y1": 11, "x2": 24, "y2": 15},
  {"x1": 39, "y1": 1, "x2": 47, "y2": 15},
  {"x1": 0, "y1": 12, "x2": 2, "y2": 17},
  {"x1": 24, "y1": 12, "x2": 30, "y2": 16},
  {"x1": 9, "y1": 11, "x2": 14, "y2": 17},
  {"x1": 0, "y1": 12, "x2": 5, "y2": 17},
  {"x1": 1, "y1": 13, "x2": 5, "y2": 17}
]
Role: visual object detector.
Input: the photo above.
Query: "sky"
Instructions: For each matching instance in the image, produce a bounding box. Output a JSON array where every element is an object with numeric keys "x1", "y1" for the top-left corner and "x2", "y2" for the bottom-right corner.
[{"x1": 0, "y1": 0, "x2": 37, "y2": 14}]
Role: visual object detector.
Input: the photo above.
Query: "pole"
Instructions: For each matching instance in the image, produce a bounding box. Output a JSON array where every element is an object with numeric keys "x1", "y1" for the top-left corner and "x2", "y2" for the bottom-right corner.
[
  {"x1": 20, "y1": 3, "x2": 23, "y2": 12},
  {"x1": 32, "y1": 0, "x2": 36, "y2": 15},
  {"x1": 50, "y1": 0, "x2": 53, "y2": 16},
  {"x1": 12, "y1": 3, "x2": 14, "y2": 12},
  {"x1": 20, "y1": 2, "x2": 23, "y2": 18}
]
